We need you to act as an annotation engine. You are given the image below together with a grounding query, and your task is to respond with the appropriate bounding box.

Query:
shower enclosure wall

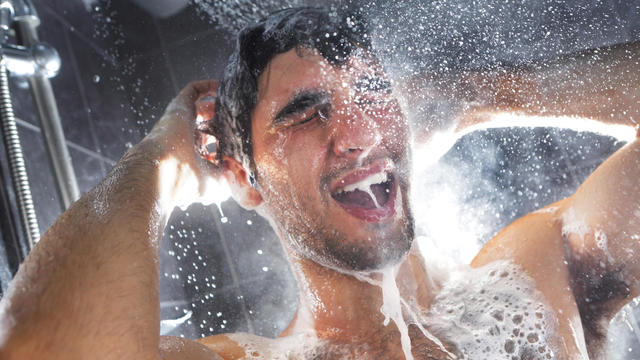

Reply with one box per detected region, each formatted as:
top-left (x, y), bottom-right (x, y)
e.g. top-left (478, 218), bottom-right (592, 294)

top-left (0, 0), bottom-right (82, 272)
top-left (0, 0), bottom-right (639, 358)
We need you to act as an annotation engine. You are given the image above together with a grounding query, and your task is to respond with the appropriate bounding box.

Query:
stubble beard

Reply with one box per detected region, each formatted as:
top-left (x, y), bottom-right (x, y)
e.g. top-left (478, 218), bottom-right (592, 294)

top-left (263, 175), bottom-right (415, 272)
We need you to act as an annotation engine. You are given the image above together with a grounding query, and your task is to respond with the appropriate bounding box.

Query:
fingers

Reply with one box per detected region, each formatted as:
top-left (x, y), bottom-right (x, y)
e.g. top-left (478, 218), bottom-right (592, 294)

top-left (195, 129), bottom-right (220, 166)
top-left (161, 79), bottom-right (222, 171)
top-left (193, 84), bottom-right (218, 166)
top-left (196, 93), bottom-right (216, 121)
top-left (167, 79), bottom-right (219, 117)
top-left (179, 79), bottom-right (218, 104)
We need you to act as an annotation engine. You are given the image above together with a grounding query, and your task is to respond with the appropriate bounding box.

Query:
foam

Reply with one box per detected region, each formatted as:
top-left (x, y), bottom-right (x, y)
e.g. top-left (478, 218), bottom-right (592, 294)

top-left (224, 260), bottom-right (560, 359)
top-left (568, 315), bottom-right (589, 359)
top-left (426, 261), bottom-right (558, 359)
top-left (226, 332), bottom-right (359, 359)
top-left (561, 207), bottom-right (591, 240)
top-left (534, 206), bottom-right (559, 215)
top-left (594, 229), bottom-right (614, 264)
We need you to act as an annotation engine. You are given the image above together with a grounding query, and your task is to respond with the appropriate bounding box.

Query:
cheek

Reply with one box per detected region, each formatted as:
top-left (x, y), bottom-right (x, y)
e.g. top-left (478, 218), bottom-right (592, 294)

top-left (256, 130), bottom-right (328, 196)
top-left (285, 131), bottom-right (328, 191)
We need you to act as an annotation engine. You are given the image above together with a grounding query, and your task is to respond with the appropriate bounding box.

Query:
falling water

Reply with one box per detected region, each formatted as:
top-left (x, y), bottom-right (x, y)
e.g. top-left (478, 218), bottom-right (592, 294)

top-left (191, 0), bottom-right (308, 32)
top-left (79, 0), bottom-right (640, 358)
top-left (379, 266), bottom-right (414, 360)
top-left (352, 266), bottom-right (457, 360)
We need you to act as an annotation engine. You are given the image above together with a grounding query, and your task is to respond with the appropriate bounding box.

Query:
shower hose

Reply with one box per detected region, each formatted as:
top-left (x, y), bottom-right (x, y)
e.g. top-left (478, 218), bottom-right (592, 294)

top-left (0, 60), bottom-right (40, 249)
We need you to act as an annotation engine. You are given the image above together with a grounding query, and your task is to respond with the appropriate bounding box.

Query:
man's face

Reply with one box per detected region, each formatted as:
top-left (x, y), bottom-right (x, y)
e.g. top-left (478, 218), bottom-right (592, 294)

top-left (250, 48), bottom-right (413, 271)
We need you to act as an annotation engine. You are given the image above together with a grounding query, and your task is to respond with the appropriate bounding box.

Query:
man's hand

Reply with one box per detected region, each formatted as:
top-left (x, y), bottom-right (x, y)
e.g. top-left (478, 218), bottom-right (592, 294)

top-left (139, 80), bottom-right (226, 210)
top-left (146, 79), bottom-right (218, 163)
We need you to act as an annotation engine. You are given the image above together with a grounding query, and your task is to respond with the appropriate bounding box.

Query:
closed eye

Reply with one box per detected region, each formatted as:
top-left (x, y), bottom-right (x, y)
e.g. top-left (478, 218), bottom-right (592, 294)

top-left (273, 90), bottom-right (329, 125)
top-left (291, 103), bottom-right (331, 127)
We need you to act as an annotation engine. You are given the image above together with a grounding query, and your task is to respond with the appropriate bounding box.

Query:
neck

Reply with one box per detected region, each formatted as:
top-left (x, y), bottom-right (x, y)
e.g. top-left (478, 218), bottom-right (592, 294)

top-left (280, 245), bottom-right (436, 343)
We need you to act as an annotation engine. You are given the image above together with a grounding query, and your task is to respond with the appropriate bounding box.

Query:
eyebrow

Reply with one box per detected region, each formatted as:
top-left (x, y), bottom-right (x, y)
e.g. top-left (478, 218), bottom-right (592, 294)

top-left (273, 90), bottom-right (329, 124)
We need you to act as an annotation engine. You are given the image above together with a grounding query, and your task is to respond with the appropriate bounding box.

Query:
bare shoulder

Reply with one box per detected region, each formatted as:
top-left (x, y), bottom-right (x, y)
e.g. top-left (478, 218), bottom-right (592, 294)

top-left (472, 200), bottom-right (567, 270)
top-left (471, 200), bottom-right (575, 303)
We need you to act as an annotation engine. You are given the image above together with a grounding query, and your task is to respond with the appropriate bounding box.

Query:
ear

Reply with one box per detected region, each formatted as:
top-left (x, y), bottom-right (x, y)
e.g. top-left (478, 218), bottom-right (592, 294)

top-left (222, 156), bottom-right (263, 209)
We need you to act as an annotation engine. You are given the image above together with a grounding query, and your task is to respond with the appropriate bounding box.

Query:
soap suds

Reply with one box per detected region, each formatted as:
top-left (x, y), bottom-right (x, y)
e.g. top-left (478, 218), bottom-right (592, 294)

top-left (426, 261), bottom-right (558, 360)
top-left (561, 207), bottom-right (591, 240)
top-left (594, 229), bottom-right (614, 264)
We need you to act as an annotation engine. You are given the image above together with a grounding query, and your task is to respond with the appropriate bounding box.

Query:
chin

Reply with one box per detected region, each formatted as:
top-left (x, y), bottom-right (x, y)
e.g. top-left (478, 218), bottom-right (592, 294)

top-left (314, 214), bottom-right (415, 272)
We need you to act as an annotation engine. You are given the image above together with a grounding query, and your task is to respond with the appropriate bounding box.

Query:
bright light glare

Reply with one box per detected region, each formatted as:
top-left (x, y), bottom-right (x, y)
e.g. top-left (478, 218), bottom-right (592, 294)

top-left (157, 156), bottom-right (232, 213)
top-left (414, 184), bottom-right (486, 264)
top-left (463, 112), bottom-right (636, 142)
top-left (200, 177), bottom-right (232, 210)
top-left (414, 112), bottom-right (636, 174)
top-left (413, 112), bottom-right (636, 264)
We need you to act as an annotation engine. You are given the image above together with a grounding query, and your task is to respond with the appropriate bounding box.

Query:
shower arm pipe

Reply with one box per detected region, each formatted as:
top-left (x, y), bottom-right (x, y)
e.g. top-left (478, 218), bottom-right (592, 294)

top-left (14, 15), bottom-right (80, 209)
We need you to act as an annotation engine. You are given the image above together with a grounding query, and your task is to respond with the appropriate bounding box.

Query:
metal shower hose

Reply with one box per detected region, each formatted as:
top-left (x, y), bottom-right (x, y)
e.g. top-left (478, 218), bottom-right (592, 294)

top-left (0, 60), bottom-right (40, 248)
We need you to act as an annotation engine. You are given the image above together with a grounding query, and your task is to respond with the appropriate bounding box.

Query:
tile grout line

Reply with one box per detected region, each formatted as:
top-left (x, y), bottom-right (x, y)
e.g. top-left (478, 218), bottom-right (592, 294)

top-left (37, 4), bottom-right (118, 65)
top-left (14, 118), bottom-right (117, 165)
top-left (164, 28), bottom-right (228, 50)
top-left (211, 205), bottom-right (255, 333)
top-left (159, 273), bottom-right (264, 310)
top-left (153, 18), bottom-right (180, 94)
top-left (60, 23), bottom-right (111, 173)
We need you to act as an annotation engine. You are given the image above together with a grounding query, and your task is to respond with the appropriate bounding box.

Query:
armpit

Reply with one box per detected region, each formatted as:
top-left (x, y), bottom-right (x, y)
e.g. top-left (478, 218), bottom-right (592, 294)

top-left (564, 234), bottom-right (630, 344)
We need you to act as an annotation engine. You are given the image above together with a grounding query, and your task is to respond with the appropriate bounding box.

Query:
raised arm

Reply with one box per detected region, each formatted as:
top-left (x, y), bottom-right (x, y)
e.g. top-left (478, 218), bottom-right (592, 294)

top-left (467, 128), bottom-right (640, 359)
top-left (0, 80), bottom-right (222, 360)
top-left (454, 41), bottom-right (640, 131)
top-left (403, 41), bottom-right (640, 143)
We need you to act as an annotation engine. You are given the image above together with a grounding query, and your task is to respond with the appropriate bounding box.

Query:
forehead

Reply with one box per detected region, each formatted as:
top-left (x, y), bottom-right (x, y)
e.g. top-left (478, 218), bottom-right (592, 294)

top-left (252, 48), bottom-right (384, 121)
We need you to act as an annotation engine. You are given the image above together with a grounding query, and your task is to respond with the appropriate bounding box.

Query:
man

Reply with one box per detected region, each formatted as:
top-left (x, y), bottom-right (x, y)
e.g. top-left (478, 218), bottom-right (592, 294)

top-left (0, 6), bottom-right (638, 360)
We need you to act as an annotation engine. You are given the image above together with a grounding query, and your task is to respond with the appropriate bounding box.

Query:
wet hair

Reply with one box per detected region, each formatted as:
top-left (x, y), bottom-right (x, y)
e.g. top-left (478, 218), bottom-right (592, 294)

top-left (209, 7), bottom-right (371, 183)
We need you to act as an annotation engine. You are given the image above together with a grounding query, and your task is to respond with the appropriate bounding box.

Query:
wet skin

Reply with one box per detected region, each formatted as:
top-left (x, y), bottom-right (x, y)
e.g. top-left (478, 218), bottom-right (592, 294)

top-left (3, 44), bottom-right (640, 360)
top-left (198, 49), bottom-right (640, 359)
top-left (199, 50), bottom-right (585, 358)
top-left (249, 48), bottom-right (413, 271)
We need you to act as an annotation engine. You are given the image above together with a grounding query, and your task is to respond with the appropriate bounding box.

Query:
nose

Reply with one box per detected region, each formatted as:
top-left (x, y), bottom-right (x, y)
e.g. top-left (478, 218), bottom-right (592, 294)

top-left (330, 101), bottom-right (380, 158)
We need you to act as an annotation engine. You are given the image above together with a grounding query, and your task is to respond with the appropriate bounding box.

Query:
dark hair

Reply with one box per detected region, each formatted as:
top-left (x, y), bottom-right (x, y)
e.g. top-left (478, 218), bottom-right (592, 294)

top-left (209, 7), bottom-right (371, 183)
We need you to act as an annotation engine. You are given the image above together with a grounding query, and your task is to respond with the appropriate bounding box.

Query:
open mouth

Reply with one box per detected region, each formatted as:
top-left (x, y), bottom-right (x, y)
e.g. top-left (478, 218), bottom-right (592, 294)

top-left (330, 166), bottom-right (397, 222)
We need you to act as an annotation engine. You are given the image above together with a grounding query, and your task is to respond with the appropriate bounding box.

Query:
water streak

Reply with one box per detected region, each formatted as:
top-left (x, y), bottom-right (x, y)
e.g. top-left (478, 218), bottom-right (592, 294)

top-left (379, 265), bottom-right (414, 360)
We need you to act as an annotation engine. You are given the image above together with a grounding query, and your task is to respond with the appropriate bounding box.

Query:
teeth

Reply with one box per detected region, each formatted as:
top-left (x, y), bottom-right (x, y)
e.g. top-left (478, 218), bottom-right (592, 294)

top-left (336, 171), bottom-right (388, 194)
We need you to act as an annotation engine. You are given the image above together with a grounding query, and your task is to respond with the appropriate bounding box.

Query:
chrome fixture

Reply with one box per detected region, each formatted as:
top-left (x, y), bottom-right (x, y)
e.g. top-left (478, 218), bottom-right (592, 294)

top-left (0, 0), bottom-right (79, 250)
